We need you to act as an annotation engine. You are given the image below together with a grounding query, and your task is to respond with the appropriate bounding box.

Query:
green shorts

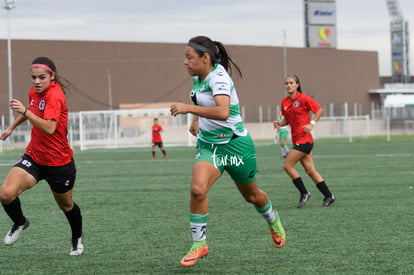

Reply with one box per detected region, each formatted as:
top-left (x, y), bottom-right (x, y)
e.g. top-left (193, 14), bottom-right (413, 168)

top-left (194, 134), bottom-right (257, 184)
top-left (279, 129), bottom-right (288, 140)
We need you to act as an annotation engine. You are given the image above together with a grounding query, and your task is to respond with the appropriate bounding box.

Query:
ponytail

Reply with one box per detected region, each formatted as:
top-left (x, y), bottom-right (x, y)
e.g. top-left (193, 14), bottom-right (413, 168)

top-left (188, 36), bottom-right (242, 78)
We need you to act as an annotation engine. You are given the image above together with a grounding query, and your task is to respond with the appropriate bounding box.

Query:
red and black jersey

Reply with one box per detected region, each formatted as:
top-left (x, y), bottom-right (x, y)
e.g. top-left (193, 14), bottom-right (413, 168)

top-left (281, 92), bottom-right (322, 145)
top-left (152, 124), bottom-right (163, 143)
top-left (25, 82), bottom-right (73, 166)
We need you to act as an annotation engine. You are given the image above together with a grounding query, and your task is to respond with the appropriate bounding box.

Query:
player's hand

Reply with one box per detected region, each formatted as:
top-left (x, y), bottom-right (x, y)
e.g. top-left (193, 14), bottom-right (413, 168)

top-left (0, 128), bottom-right (13, 141)
top-left (189, 120), bottom-right (199, 137)
top-left (303, 124), bottom-right (314, 133)
top-left (9, 99), bottom-right (26, 115)
top-left (170, 103), bottom-right (189, 116)
top-left (273, 121), bottom-right (280, 129)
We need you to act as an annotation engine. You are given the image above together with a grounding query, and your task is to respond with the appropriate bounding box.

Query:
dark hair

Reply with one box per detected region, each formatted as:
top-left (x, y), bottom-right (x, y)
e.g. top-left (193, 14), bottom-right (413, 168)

top-left (31, 56), bottom-right (71, 95)
top-left (188, 36), bottom-right (242, 78)
top-left (287, 74), bottom-right (302, 93)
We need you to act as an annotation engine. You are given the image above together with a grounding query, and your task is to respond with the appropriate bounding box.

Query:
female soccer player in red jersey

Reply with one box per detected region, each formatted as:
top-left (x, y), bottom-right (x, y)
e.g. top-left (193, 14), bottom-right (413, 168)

top-left (151, 118), bottom-right (167, 159)
top-left (0, 57), bottom-right (84, 255)
top-left (274, 74), bottom-right (336, 208)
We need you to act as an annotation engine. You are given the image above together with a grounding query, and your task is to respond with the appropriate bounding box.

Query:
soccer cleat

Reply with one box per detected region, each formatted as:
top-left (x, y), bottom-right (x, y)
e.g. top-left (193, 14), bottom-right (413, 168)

top-left (163, 154), bottom-right (167, 159)
top-left (69, 233), bottom-right (84, 256)
top-left (151, 156), bottom-right (155, 160)
top-left (269, 212), bottom-right (286, 248)
top-left (4, 218), bottom-right (30, 246)
top-left (297, 192), bottom-right (312, 208)
top-left (322, 194), bottom-right (336, 207)
top-left (180, 241), bottom-right (208, 267)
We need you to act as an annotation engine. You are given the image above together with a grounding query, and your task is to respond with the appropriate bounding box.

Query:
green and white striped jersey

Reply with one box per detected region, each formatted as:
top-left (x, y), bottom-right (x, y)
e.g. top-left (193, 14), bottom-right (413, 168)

top-left (190, 64), bottom-right (247, 144)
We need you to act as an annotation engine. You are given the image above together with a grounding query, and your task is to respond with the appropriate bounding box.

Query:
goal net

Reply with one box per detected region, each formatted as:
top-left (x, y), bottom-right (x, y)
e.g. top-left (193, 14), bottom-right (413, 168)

top-left (73, 109), bottom-right (195, 151)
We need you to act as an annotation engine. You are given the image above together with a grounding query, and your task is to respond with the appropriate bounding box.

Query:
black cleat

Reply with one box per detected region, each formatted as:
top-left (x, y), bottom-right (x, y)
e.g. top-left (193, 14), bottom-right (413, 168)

top-left (322, 194), bottom-right (336, 207)
top-left (297, 192), bottom-right (312, 208)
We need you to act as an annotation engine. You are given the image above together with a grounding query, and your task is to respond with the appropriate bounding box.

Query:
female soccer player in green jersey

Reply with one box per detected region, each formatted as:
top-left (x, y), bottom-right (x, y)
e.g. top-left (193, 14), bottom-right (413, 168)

top-left (170, 36), bottom-right (285, 267)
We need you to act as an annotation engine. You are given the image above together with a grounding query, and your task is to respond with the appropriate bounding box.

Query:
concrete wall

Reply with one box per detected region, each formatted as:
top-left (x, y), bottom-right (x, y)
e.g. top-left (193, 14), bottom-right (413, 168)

top-left (0, 39), bottom-right (381, 123)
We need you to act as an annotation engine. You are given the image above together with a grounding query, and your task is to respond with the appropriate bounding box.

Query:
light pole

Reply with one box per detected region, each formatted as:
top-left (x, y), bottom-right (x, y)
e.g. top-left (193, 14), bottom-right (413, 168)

top-left (106, 69), bottom-right (113, 110)
top-left (4, 0), bottom-right (15, 126)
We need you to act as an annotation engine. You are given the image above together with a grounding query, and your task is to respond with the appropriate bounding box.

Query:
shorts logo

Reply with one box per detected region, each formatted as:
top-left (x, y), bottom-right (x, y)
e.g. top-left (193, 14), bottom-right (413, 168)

top-left (39, 99), bottom-right (46, 110)
top-left (248, 170), bottom-right (255, 179)
top-left (293, 100), bottom-right (300, 108)
top-left (212, 147), bottom-right (244, 169)
top-left (195, 151), bottom-right (202, 160)
top-left (64, 180), bottom-right (70, 186)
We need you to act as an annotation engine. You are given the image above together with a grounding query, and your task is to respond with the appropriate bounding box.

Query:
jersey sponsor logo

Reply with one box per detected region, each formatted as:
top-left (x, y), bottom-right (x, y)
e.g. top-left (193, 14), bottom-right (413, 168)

top-left (39, 99), bottom-right (46, 110)
top-left (212, 147), bottom-right (244, 169)
top-left (293, 100), bottom-right (300, 108)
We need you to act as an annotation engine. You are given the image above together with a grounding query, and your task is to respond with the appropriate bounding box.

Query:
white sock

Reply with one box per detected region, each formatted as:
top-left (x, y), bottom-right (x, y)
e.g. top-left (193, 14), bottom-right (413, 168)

top-left (190, 222), bottom-right (207, 242)
top-left (261, 206), bottom-right (276, 224)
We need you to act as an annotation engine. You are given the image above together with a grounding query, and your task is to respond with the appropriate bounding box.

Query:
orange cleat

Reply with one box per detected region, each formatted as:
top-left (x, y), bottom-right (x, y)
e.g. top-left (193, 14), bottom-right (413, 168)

top-left (269, 212), bottom-right (286, 248)
top-left (180, 241), bottom-right (208, 267)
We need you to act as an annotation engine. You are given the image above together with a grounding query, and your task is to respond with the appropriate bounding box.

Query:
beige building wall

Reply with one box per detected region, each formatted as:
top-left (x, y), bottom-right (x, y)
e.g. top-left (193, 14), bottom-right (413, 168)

top-left (0, 39), bottom-right (380, 123)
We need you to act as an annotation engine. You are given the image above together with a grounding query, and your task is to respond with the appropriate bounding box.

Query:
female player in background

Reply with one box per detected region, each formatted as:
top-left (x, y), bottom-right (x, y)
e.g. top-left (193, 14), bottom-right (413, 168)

top-left (0, 57), bottom-right (84, 255)
top-left (274, 74), bottom-right (335, 208)
top-left (151, 118), bottom-right (167, 159)
top-left (276, 111), bottom-right (290, 158)
top-left (170, 36), bottom-right (285, 267)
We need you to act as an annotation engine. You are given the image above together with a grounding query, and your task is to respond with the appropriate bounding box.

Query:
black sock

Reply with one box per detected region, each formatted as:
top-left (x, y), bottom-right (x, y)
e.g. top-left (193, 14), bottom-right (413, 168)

top-left (292, 177), bottom-right (308, 194)
top-left (64, 203), bottom-right (83, 239)
top-left (2, 197), bottom-right (26, 226)
top-left (162, 150), bottom-right (166, 155)
top-left (152, 151), bottom-right (155, 157)
top-left (316, 181), bottom-right (332, 198)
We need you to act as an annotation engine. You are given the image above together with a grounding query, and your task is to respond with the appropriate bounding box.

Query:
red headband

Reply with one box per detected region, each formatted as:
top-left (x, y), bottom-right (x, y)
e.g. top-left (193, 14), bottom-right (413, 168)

top-left (31, 64), bottom-right (54, 73)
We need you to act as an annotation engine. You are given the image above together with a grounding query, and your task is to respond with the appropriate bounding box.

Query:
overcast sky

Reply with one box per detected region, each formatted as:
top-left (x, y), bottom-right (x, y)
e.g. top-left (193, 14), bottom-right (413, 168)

top-left (0, 0), bottom-right (413, 76)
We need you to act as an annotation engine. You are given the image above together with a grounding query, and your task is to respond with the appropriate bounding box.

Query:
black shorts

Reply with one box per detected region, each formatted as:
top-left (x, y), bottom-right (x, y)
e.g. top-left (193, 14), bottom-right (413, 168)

top-left (152, 142), bottom-right (163, 148)
top-left (292, 142), bottom-right (314, 154)
top-left (14, 154), bottom-right (76, 194)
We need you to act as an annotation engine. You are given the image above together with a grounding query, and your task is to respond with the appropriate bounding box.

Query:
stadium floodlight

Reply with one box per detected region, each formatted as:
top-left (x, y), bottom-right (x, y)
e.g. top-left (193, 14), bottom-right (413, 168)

top-left (4, 0), bottom-right (15, 125)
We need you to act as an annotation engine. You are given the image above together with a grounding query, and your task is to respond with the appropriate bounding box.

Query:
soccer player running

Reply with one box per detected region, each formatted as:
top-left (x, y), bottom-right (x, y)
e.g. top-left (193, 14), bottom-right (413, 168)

top-left (276, 111), bottom-right (290, 158)
top-left (170, 36), bottom-right (285, 267)
top-left (0, 57), bottom-right (84, 255)
top-left (151, 118), bottom-right (167, 159)
top-left (274, 74), bottom-right (335, 208)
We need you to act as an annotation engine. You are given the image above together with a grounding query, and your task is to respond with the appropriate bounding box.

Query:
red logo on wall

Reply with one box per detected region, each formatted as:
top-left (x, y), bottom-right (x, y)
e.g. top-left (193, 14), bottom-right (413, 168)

top-left (318, 27), bottom-right (331, 47)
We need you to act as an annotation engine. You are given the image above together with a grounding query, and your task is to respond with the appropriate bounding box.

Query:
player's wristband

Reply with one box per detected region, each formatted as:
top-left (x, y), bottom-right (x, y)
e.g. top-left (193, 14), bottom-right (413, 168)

top-left (23, 107), bottom-right (28, 116)
top-left (310, 120), bottom-right (316, 126)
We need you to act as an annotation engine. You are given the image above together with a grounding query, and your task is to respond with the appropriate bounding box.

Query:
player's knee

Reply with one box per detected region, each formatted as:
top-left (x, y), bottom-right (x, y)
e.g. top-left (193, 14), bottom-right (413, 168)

top-left (242, 193), bottom-right (257, 204)
top-left (58, 202), bottom-right (74, 212)
top-left (304, 168), bottom-right (316, 176)
top-left (190, 186), bottom-right (207, 201)
top-left (0, 188), bottom-right (15, 204)
top-left (283, 163), bottom-right (291, 172)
